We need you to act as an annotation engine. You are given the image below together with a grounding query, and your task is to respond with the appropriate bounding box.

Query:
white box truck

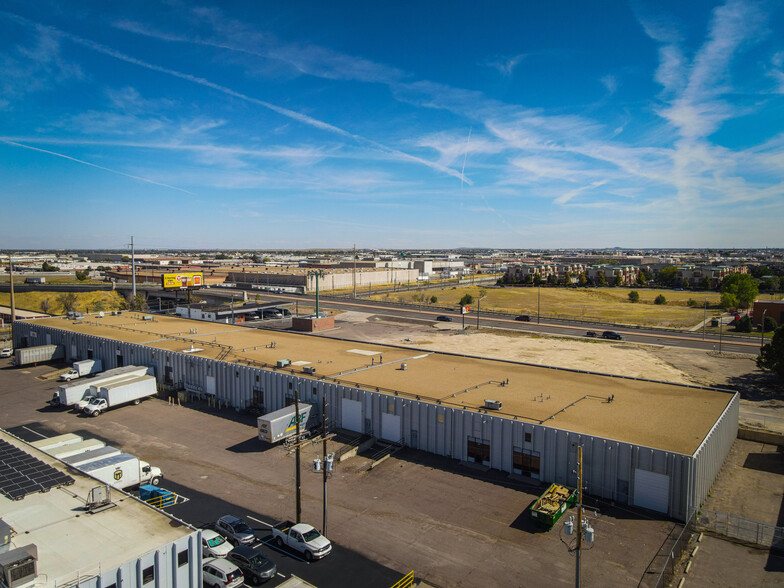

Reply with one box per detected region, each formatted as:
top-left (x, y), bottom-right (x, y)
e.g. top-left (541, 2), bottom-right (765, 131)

top-left (79, 453), bottom-right (163, 490)
top-left (51, 365), bottom-right (154, 409)
top-left (59, 359), bottom-right (103, 381)
top-left (257, 404), bottom-right (313, 443)
top-left (29, 433), bottom-right (82, 452)
top-left (61, 445), bottom-right (121, 468)
top-left (82, 375), bottom-right (158, 416)
top-left (45, 438), bottom-right (105, 460)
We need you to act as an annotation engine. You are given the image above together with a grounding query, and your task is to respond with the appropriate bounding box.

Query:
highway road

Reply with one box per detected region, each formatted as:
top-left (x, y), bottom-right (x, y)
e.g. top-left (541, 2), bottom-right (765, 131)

top-left (205, 288), bottom-right (761, 355)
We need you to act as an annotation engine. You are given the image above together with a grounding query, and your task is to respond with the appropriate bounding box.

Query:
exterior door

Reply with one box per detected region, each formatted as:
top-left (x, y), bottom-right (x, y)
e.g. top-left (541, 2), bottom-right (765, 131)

top-left (380, 413), bottom-right (401, 442)
top-left (632, 469), bottom-right (670, 513)
top-left (341, 399), bottom-right (362, 432)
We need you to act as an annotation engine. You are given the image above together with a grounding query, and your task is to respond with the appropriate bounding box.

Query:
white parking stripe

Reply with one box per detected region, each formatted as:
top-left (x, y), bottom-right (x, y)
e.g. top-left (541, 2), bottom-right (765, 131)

top-left (247, 516), bottom-right (272, 528)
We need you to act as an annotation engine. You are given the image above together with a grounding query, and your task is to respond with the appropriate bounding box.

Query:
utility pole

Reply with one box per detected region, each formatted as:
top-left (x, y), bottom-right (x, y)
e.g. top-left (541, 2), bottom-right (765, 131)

top-left (576, 445), bottom-right (583, 588)
top-left (702, 299), bottom-right (708, 340)
top-left (537, 283), bottom-right (541, 324)
top-left (322, 394), bottom-right (328, 535)
top-left (719, 315), bottom-right (723, 354)
top-left (761, 309), bottom-right (768, 350)
top-left (476, 295), bottom-right (486, 330)
top-left (8, 255), bottom-right (16, 344)
top-left (130, 236), bottom-right (136, 301)
top-left (353, 244), bottom-right (357, 300)
top-left (295, 387), bottom-right (301, 523)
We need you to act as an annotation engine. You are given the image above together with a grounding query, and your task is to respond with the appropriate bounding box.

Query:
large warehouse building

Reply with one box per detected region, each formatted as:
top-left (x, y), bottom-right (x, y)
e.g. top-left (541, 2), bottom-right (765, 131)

top-left (13, 314), bottom-right (737, 522)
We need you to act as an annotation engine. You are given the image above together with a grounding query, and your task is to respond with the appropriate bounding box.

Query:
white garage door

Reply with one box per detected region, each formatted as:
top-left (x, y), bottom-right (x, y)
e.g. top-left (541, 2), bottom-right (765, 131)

top-left (205, 375), bottom-right (216, 396)
top-left (381, 413), bottom-right (401, 442)
top-left (633, 469), bottom-right (670, 513)
top-left (342, 399), bottom-right (363, 433)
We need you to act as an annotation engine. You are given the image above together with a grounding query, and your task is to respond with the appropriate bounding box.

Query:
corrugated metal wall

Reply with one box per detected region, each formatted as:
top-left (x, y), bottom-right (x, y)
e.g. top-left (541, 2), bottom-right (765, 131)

top-left (15, 320), bottom-right (737, 522)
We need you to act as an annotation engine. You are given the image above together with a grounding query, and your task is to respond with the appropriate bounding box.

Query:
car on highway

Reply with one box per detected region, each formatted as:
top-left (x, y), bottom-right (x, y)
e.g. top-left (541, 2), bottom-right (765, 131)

top-left (585, 331), bottom-right (597, 337)
top-left (435, 316), bottom-right (453, 322)
top-left (601, 331), bottom-right (623, 340)
top-left (202, 557), bottom-right (244, 588)
top-left (202, 529), bottom-right (233, 558)
top-left (226, 545), bottom-right (277, 584)
top-left (514, 315), bottom-right (531, 322)
top-left (216, 515), bottom-right (256, 546)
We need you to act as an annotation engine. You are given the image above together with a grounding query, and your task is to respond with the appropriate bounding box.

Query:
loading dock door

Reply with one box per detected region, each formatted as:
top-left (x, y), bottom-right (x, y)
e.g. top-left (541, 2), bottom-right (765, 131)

top-left (632, 469), bottom-right (670, 513)
top-left (205, 375), bottom-right (216, 396)
top-left (342, 399), bottom-right (362, 433)
top-left (380, 413), bottom-right (401, 442)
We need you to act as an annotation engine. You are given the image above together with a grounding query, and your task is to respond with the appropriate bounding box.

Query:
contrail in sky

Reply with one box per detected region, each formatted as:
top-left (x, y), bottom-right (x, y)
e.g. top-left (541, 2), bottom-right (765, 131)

top-left (460, 126), bottom-right (472, 190)
top-left (0, 11), bottom-right (470, 185)
top-left (0, 138), bottom-right (193, 194)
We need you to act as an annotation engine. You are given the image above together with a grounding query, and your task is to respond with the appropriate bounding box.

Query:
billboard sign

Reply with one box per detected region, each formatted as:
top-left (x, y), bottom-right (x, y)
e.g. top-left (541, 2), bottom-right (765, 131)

top-left (461, 306), bottom-right (470, 314)
top-left (162, 272), bottom-right (203, 289)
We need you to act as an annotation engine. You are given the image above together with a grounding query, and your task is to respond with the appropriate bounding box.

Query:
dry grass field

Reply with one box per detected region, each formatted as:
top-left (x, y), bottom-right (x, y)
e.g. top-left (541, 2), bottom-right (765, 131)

top-left (373, 285), bottom-right (724, 327)
top-left (0, 291), bottom-right (126, 315)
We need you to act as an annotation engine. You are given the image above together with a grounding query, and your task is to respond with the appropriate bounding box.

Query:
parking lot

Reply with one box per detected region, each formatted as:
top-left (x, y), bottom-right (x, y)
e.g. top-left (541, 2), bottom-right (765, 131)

top-left (1, 358), bottom-right (683, 587)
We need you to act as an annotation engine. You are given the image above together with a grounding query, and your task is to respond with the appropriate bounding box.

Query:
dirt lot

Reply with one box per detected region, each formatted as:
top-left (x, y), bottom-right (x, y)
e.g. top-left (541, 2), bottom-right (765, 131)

top-left (327, 312), bottom-right (784, 434)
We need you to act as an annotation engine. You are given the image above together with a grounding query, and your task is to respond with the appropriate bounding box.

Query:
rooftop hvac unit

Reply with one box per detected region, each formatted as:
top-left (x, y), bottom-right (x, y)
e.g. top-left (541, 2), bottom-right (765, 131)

top-left (142, 315), bottom-right (154, 321)
top-left (484, 399), bottom-right (503, 410)
top-left (277, 359), bottom-right (292, 368)
top-left (0, 544), bottom-right (38, 588)
top-left (303, 366), bottom-right (317, 374)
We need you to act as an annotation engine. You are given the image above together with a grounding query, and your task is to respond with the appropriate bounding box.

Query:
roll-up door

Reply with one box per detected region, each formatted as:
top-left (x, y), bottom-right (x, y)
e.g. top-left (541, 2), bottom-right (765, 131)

top-left (205, 375), bottom-right (216, 396)
top-left (381, 412), bottom-right (401, 442)
top-left (632, 469), bottom-right (670, 513)
top-left (342, 398), bottom-right (362, 432)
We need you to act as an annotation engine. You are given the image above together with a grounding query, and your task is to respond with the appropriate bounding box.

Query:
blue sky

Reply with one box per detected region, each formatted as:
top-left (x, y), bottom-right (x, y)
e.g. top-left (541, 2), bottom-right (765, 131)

top-left (1, 1), bottom-right (783, 249)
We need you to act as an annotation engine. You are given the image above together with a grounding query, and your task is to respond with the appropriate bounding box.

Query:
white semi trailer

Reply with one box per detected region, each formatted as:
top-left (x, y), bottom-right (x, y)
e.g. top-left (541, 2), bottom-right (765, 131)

top-left (51, 365), bottom-right (154, 409)
top-left (257, 404), bottom-right (313, 443)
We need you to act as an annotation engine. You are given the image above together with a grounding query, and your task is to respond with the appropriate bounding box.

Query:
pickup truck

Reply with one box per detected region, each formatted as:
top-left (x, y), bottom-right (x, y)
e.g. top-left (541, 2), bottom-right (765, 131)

top-left (271, 521), bottom-right (332, 561)
top-left (60, 359), bottom-right (103, 381)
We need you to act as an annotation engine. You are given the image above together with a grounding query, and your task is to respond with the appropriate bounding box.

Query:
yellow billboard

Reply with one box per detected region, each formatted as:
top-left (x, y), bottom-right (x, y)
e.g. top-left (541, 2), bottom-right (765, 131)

top-left (162, 272), bottom-right (203, 289)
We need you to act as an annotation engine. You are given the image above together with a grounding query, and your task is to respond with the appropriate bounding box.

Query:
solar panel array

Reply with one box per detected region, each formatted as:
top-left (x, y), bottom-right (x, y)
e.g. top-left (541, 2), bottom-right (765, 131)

top-left (0, 439), bottom-right (74, 501)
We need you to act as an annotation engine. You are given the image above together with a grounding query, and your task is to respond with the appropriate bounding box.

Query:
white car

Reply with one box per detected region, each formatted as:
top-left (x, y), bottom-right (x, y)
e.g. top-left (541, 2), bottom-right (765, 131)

top-left (202, 529), bottom-right (232, 558)
top-left (202, 558), bottom-right (244, 588)
top-left (0, 348), bottom-right (12, 358)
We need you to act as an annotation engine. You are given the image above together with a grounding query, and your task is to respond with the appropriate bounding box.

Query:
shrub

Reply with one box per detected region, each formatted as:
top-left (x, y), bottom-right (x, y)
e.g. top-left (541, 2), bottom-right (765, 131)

top-left (735, 315), bottom-right (753, 333)
top-left (628, 291), bottom-right (640, 303)
top-left (654, 294), bottom-right (667, 305)
top-left (763, 316), bottom-right (778, 332)
top-left (687, 298), bottom-right (698, 307)
top-left (430, 296), bottom-right (438, 304)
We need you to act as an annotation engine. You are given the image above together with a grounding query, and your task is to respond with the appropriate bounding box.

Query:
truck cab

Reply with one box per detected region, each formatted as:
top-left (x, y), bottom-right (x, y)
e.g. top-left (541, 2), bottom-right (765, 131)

top-left (59, 369), bottom-right (80, 382)
top-left (75, 395), bottom-right (97, 412)
top-left (83, 397), bottom-right (109, 416)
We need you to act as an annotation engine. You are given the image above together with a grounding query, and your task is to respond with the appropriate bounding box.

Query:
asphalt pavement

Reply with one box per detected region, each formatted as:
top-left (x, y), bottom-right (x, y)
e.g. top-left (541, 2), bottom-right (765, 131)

top-left (5, 421), bottom-right (404, 588)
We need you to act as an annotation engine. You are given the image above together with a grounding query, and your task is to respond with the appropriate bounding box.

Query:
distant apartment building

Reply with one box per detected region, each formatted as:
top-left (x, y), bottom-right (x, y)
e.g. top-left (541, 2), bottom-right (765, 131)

top-left (586, 265), bottom-right (639, 286)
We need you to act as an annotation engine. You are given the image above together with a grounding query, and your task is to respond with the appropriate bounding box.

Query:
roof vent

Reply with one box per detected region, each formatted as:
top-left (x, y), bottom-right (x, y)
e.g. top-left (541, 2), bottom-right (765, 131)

top-left (0, 544), bottom-right (38, 588)
top-left (303, 366), bottom-right (317, 375)
top-left (85, 485), bottom-right (116, 514)
top-left (277, 359), bottom-right (292, 368)
top-left (484, 400), bottom-right (503, 410)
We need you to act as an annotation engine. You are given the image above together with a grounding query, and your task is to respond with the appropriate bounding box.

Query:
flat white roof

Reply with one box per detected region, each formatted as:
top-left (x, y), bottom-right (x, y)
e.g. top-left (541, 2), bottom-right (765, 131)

top-left (0, 431), bottom-right (194, 588)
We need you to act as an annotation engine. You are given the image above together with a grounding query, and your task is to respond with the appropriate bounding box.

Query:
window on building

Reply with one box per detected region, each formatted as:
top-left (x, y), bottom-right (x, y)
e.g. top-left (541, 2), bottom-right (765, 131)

top-left (512, 448), bottom-right (540, 477)
top-left (524, 431), bottom-right (532, 443)
top-left (177, 550), bottom-right (189, 567)
top-left (467, 436), bottom-right (490, 464)
top-left (142, 566), bottom-right (155, 585)
top-left (288, 382), bottom-right (293, 390)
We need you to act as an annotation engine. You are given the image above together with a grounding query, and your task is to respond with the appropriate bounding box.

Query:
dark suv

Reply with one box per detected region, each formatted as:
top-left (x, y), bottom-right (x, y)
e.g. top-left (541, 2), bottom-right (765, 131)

top-left (226, 546), bottom-right (277, 585)
top-left (601, 331), bottom-right (623, 340)
top-left (514, 315), bottom-right (531, 322)
top-left (216, 515), bottom-right (256, 546)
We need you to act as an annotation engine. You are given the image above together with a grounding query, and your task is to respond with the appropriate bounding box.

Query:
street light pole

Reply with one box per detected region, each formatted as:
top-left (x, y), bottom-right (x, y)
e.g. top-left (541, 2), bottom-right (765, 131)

top-left (761, 309), bottom-right (768, 350)
top-left (295, 386), bottom-right (301, 524)
top-left (537, 283), bottom-right (541, 324)
top-left (476, 296), bottom-right (486, 330)
top-left (322, 394), bottom-right (328, 535)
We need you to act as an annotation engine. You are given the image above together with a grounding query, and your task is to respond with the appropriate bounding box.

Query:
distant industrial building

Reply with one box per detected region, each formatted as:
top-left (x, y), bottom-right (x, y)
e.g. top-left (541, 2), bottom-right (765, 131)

top-left (14, 314), bottom-right (737, 522)
top-left (0, 430), bottom-right (201, 588)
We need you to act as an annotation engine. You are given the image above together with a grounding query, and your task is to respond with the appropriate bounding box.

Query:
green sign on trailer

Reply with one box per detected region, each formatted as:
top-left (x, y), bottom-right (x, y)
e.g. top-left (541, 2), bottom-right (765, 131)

top-left (530, 483), bottom-right (577, 528)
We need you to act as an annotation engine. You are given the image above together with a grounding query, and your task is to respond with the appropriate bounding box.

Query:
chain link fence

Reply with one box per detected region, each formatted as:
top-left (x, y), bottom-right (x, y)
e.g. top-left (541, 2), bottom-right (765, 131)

top-left (697, 510), bottom-right (784, 553)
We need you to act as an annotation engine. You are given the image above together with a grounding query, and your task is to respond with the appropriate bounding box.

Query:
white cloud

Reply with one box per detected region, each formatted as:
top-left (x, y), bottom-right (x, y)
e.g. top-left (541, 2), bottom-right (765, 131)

top-left (485, 54), bottom-right (526, 76)
top-left (600, 74), bottom-right (618, 95)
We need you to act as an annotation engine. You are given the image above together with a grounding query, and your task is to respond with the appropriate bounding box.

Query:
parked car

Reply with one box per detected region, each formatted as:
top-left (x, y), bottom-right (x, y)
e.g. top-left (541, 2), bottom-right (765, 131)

top-left (601, 331), bottom-right (623, 340)
top-left (202, 557), bottom-right (244, 588)
top-left (435, 315), bottom-right (453, 322)
top-left (515, 315), bottom-right (531, 322)
top-left (202, 529), bottom-right (233, 558)
top-left (226, 545), bottom-right (277, 584)
top-left (216, 515), bottom-right (256, 546)
top-left (585, 331), bottom-right (597, 337)
top-left (0, 348), bottom-right (12, 358)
